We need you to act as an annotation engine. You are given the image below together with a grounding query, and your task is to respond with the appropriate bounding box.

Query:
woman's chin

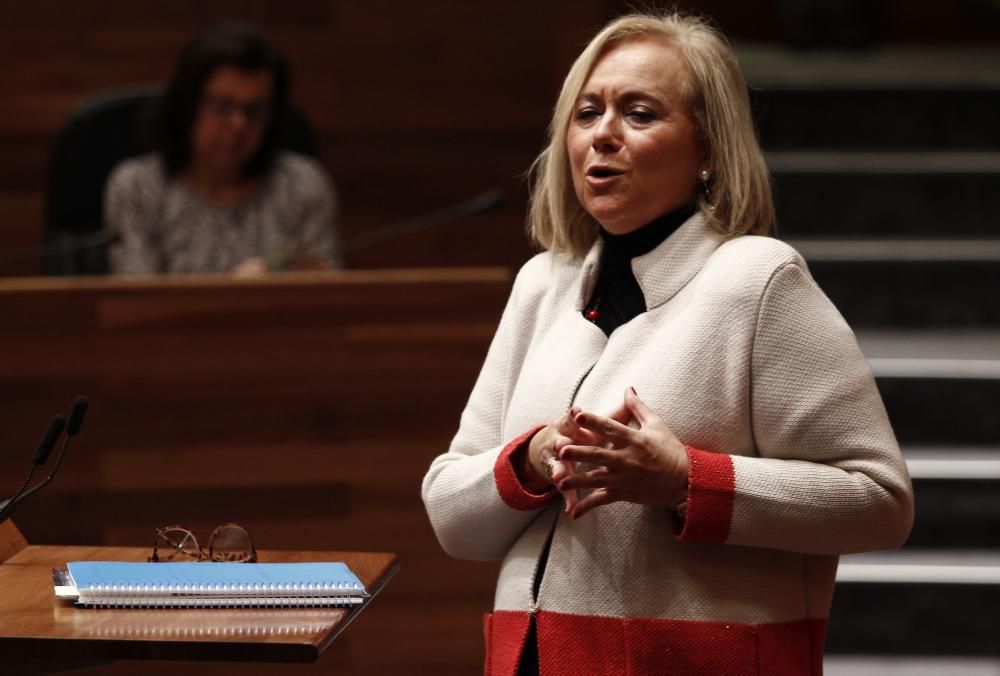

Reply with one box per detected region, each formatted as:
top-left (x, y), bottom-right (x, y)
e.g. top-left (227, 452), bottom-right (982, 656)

top-left (590, 214), bottom-right (645, 235)
top-left (582, 196), bottom-right (646, 234)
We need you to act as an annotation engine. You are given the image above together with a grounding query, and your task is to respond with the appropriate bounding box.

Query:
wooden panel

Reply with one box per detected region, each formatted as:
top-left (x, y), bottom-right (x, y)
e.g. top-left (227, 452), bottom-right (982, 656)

top-left (0, 544), bottom-right (398, 665)
top-left (0, 0), bottom-right (992, 272)
top-left (0, 139), bottom-right (49, 191)
top-left (0, 192), bottom-right (43, 245)
top-left (0, 1), bottom-right (333, 29)
top-left (0, 0), bottom-right (594, 273)
top-left (0, 521), bottom-right (29, 563)
top-left (0, 270), bottom-right (507, 675)
top-left (0, 192), bottom-right (44, 277)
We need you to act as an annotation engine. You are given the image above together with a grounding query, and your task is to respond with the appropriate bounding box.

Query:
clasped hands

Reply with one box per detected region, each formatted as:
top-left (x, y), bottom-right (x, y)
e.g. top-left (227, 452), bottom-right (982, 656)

top-left (517, 387), bottom-right (689, 519)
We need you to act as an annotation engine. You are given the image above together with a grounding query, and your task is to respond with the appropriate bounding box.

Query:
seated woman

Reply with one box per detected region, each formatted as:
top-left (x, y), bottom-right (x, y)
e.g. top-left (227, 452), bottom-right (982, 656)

top-left (422, 11), bottom-right (913, 675)
top-left (106, 22), bottom-right (339, 275)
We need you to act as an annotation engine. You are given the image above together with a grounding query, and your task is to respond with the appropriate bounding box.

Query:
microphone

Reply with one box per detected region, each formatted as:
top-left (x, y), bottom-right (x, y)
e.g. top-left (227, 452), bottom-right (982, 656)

top-left (340, 188), bottom-right (507, 254)
top-left (0, 230), bottom-right (120, 268)
top-left (0, 416), bottom-right (67, 522)
top-left (32, 415), bottom-right (68, 466)
top-left (0, 396), bottom-right (89, 523)
top-left (66, 395), bottom-right (90, 437)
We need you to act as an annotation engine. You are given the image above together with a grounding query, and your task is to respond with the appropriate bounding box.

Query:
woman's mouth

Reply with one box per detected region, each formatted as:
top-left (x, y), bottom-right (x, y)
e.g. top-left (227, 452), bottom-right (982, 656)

top-left (586, 166), bottom-right (625, 187)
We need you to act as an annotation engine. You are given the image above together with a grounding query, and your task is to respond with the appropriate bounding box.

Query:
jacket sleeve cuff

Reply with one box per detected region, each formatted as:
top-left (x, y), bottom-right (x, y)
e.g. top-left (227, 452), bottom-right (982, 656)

top-left (494, 425), bottom-right (555, 511)
top-left (675, 446), bottom-right (735, 543)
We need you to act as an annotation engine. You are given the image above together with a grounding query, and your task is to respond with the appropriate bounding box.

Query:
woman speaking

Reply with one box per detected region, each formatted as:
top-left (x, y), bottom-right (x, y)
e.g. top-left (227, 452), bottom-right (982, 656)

top-left (423, 12), bottom-right (912, 675)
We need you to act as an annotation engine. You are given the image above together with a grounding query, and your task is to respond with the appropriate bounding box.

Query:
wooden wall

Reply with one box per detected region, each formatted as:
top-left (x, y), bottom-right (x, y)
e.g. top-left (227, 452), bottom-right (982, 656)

top-left (0, 0), bottom-right (604, 277)
top-left (8, 0), bottom-right (980, 278)
top-left (2, 0), bottom-right (994, 277)
top-left (0, 270), bottom-right (511, 675)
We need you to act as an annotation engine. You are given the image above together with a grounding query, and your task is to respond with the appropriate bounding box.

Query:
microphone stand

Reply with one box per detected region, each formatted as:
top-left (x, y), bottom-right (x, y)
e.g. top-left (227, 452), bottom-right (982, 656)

top-left (0, 397), bottom-right (88, 524)
top-left (0, 415), bottom-right (68, 523)
top-left (340, 188), bottom-right (506, 254)
top-left (0, 230), bottom-right (121, 268)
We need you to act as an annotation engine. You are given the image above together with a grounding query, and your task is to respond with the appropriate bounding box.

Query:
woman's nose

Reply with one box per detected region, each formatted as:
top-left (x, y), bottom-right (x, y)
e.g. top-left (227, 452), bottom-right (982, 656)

top-left (591, 112), bottom-right (622, 152)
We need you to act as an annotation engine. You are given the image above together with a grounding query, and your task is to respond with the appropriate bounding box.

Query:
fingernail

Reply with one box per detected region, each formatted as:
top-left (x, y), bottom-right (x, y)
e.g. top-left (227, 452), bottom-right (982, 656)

top-left (630, 386), bottom-right (637, 395)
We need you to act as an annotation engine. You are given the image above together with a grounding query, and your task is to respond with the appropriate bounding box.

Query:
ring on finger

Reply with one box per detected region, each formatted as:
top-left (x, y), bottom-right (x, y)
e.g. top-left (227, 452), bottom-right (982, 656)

top-left (543, 455), bottom-right (558, 478)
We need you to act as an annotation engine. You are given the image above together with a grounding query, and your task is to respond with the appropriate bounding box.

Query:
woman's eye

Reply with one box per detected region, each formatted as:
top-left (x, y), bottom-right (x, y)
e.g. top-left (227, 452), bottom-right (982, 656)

top-left (575, 108), bottom-right (600, 121)
top-left (627, 109), bottom-right (655, 122)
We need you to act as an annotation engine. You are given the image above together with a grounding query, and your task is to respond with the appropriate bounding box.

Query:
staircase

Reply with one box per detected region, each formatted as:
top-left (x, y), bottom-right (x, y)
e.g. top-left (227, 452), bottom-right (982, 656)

top-left (743, 45), bottom-right (1000, 673)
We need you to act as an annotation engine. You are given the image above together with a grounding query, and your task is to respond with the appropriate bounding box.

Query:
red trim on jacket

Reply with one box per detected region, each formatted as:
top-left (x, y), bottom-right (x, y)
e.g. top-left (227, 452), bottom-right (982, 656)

top-left (676, 446), bottom-right (735, 543)
top-left (485, 609), bottom-right (827, 675)
top-left (494, 425), bottom-right (555, 511)
top-left (483, 611), bottom-right (531, 676)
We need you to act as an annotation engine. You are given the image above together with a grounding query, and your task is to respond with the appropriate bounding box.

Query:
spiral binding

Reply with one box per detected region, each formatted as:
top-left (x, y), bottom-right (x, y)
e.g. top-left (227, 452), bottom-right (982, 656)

top-left (85, 619), bottom-right (339, 639)
top-left (76, 580), bottom-right (367, 609)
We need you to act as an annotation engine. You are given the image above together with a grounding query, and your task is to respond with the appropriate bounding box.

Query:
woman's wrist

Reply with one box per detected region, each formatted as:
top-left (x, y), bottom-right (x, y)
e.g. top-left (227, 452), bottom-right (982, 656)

top-left (513, 430), bottom-right (551, 493)
top-left (667, 442), bottom-right (691, 508)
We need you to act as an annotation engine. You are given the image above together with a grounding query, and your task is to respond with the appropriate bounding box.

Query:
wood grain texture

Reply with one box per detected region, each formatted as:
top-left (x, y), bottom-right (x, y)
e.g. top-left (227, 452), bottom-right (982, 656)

top-left (0, 1), bottom-right (574, 274)
top-left (0, 520), bottom-right (29, 563)
top-left (0, 544), bottom-right (398, 663)
top-left (0, 270), bottom-right (509, 675)
top-left (1, 1), bottom-right (992, 274)
top-left (0, 0), bottom-right (828, 276)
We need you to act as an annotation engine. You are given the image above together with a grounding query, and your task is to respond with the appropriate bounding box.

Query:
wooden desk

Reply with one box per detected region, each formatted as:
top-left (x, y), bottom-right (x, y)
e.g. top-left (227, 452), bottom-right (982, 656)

top-left (0, 269), bottom-right (511, 675)
top-left (0, 542), bottom-right (398, 665)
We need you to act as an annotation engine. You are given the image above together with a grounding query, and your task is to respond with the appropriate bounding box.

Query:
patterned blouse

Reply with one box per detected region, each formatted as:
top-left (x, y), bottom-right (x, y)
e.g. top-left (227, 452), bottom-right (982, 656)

top-left (105, 151), bottom-right (339, 274)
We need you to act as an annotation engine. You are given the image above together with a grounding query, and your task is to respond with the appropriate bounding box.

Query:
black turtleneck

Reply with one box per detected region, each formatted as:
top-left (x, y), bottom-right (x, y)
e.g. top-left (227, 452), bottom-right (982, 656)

top-left (584, 202), bottom-right (696, 335)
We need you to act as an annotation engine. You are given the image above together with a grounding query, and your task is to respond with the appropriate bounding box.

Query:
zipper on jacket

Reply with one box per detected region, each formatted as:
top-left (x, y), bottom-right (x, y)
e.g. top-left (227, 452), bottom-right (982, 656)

top-left (527, 513), bottom-right (557, 612)
top-left (526, 358), bottom-right (594, 615)
top-left (568, 363), bottom-right (596, 409)
top-left (517, 363), bottom-right (596, 675)
top-left (518, 510), bottom-right (558, 675)
top-left (517, 610), bottom-right (541, 676)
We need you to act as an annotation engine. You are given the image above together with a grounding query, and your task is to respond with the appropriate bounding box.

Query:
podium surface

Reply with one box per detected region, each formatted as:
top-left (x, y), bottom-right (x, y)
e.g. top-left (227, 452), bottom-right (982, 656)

top-left (0, 543), bottom-right (398, 663)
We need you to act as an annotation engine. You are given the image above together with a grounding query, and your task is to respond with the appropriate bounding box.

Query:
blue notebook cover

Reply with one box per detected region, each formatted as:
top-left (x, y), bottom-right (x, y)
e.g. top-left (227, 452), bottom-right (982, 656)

top-left (65, 561), bottom-right (367, 607)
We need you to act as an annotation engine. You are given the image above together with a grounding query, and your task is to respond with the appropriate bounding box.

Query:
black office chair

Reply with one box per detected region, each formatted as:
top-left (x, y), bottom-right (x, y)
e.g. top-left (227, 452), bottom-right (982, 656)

top-left (43, 86), bottom-right (320, 275)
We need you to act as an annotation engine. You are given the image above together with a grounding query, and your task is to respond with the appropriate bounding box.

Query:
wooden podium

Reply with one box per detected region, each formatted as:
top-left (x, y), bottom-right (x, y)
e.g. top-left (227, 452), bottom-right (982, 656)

top-left (0, 269), bottom-right (511, 674)
top-left (0, 521), bottom-right (398, 670)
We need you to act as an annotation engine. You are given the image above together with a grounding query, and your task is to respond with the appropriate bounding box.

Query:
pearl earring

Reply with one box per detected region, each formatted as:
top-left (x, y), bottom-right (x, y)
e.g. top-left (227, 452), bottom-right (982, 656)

top-left (698, 169), bottom-right (714, 210)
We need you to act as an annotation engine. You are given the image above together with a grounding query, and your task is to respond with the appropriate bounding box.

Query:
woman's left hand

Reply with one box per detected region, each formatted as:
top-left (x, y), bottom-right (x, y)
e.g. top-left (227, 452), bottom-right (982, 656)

top-left (558, 387), bottom-right (690, 519)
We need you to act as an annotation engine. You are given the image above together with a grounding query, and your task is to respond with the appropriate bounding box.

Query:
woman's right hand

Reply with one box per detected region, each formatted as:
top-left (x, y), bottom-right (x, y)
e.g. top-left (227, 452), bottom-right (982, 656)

top-left (515, 407), bottom-right (598, 513)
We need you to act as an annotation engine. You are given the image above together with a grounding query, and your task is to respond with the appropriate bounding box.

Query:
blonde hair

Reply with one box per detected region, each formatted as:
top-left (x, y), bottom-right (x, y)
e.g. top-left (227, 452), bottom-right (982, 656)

top-left (527, 12), bottom-right (774, 256)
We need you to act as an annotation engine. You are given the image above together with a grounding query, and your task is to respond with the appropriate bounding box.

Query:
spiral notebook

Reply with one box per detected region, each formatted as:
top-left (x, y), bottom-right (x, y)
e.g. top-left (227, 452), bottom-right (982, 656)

top-left (56, 561), bottom-right (368, 608)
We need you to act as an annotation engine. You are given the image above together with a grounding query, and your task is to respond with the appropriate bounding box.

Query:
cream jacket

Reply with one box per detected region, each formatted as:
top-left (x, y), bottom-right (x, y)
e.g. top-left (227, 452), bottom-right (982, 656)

top-left (422, 212), bottom-right (913, 675)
